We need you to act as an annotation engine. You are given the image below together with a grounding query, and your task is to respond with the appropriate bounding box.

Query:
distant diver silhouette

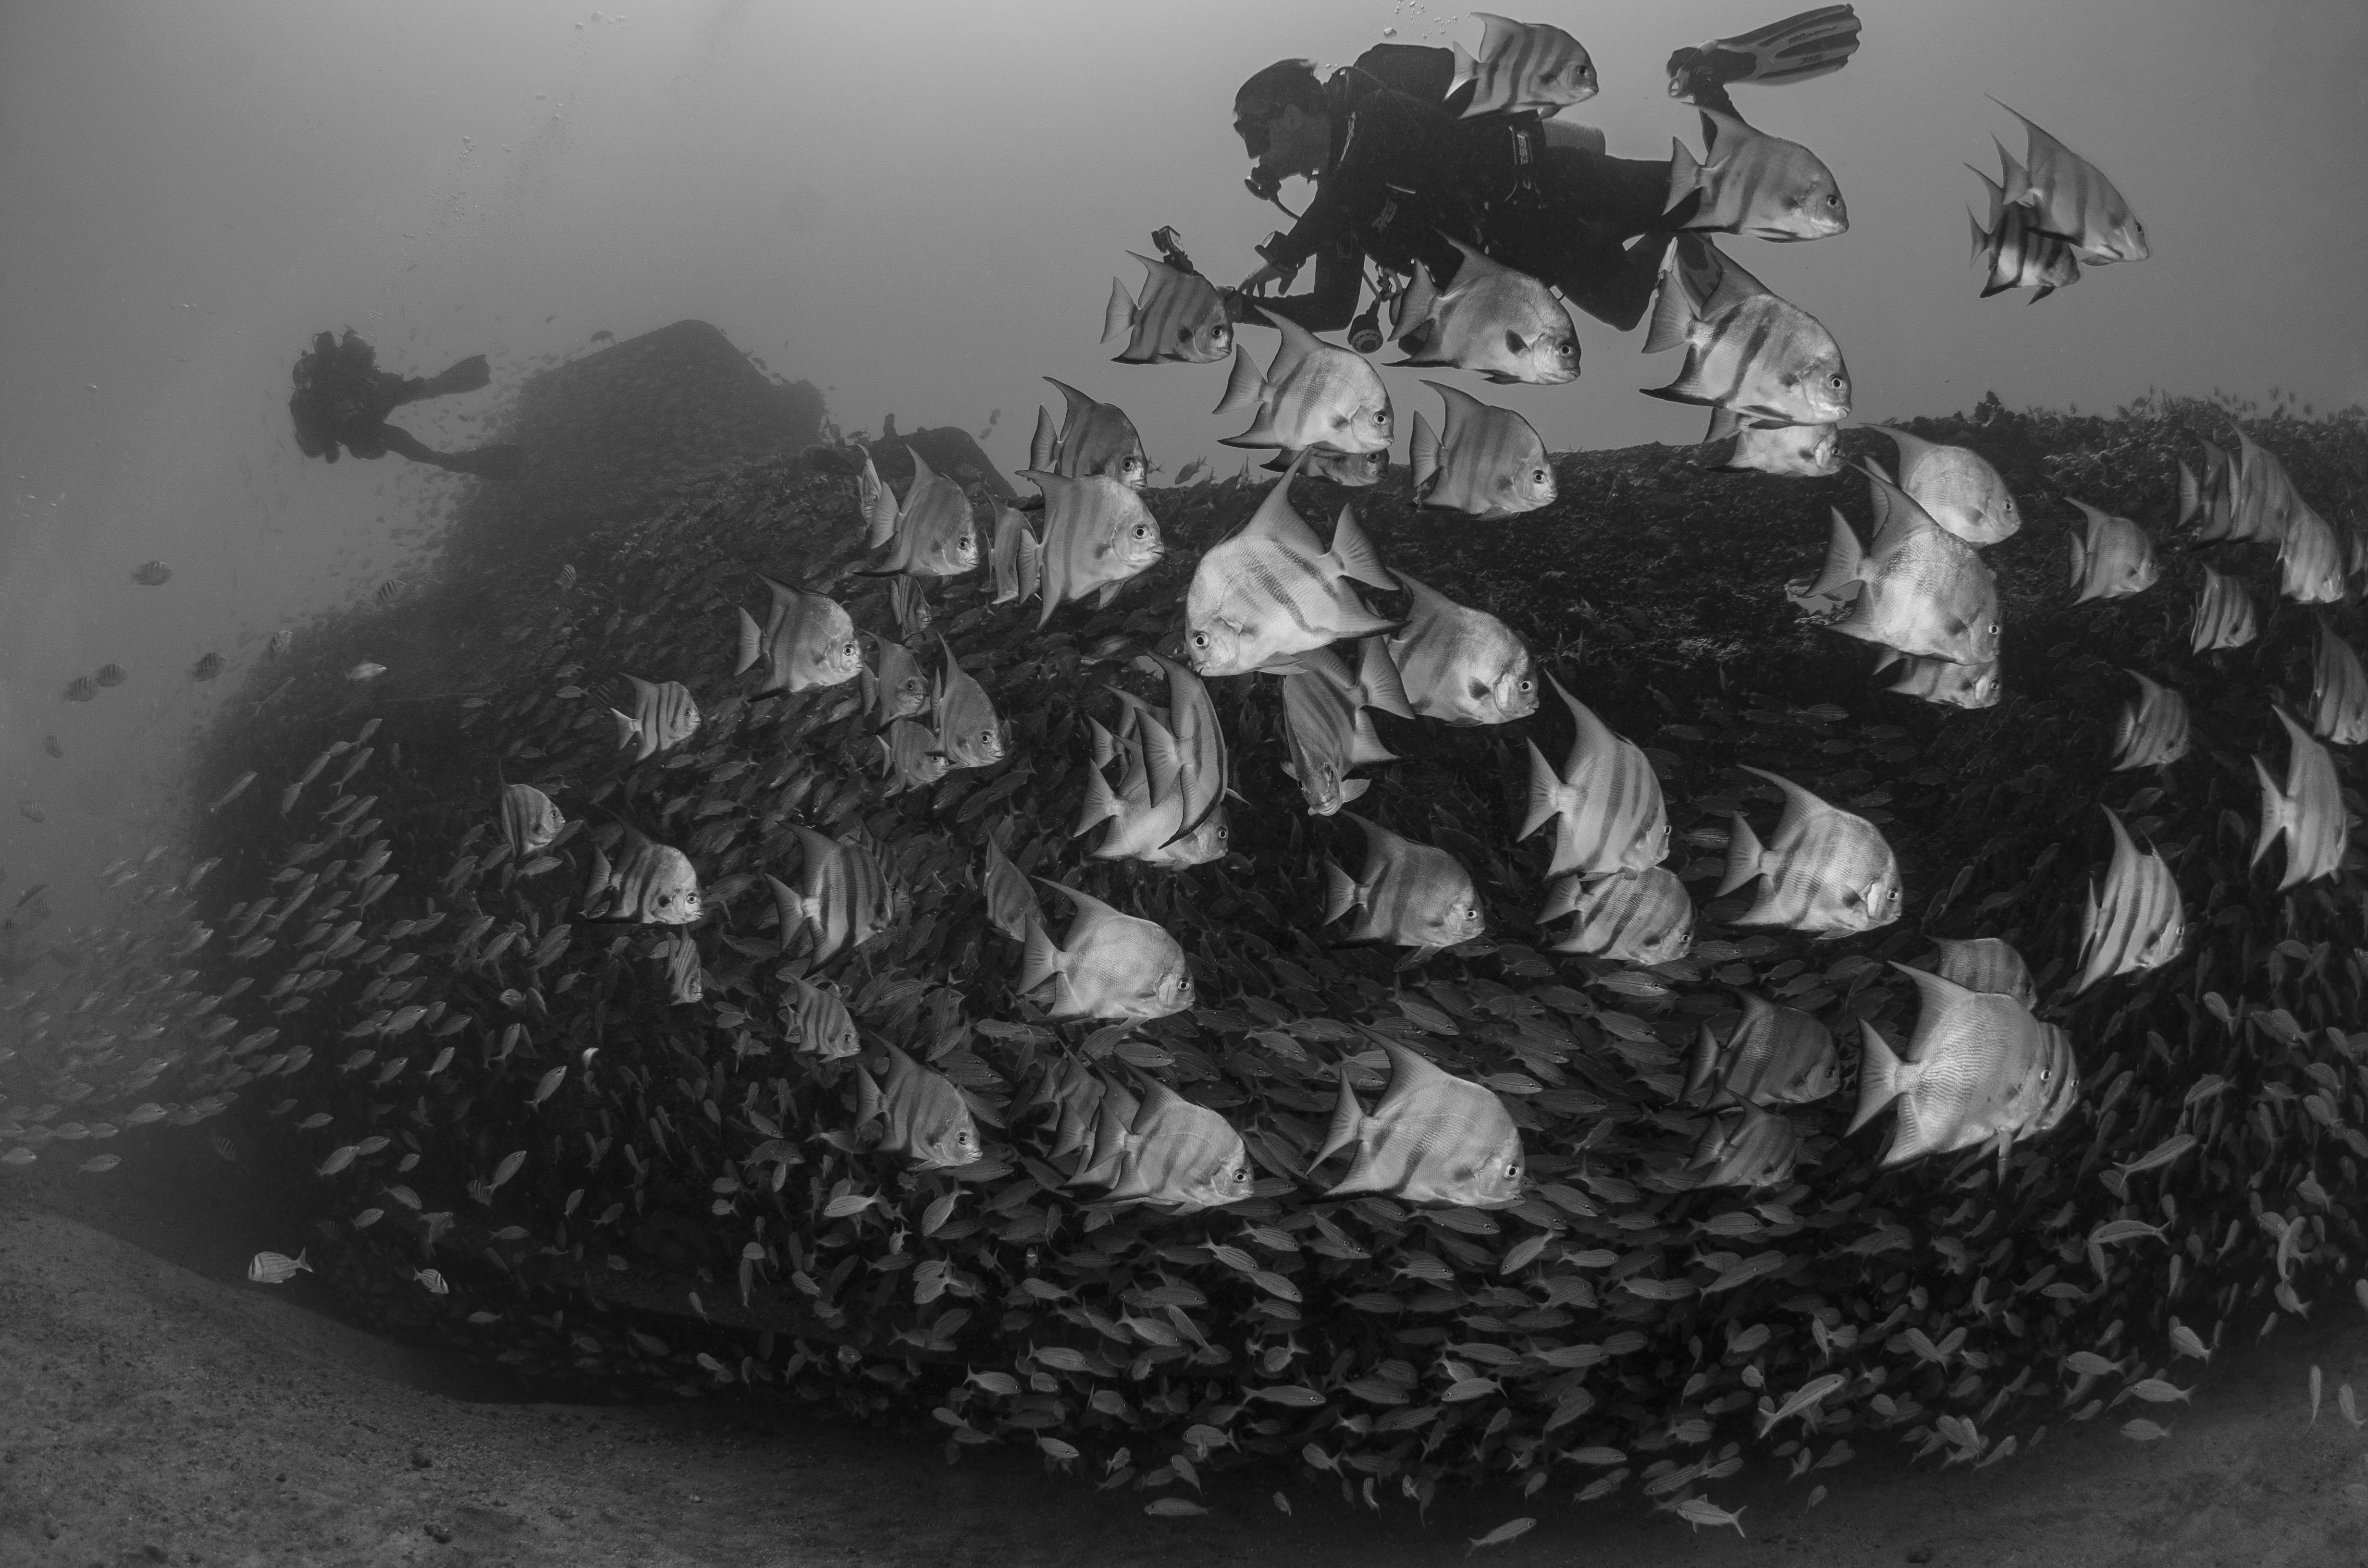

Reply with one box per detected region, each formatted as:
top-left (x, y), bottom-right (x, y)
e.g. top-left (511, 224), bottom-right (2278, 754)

top-left (288, 330), bottom-right (522, 480)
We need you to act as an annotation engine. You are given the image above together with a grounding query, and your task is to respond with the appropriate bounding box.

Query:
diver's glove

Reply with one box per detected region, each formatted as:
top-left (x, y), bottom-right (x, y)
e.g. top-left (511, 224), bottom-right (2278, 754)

top-left (1666, 4), bottom-right (1861, 99)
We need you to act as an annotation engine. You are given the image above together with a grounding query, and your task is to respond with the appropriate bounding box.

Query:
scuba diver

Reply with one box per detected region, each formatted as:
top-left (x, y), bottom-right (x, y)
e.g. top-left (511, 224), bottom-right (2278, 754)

top-left (1232, 6), bottom-right (1860, 335)
top-left (287, 330), bottom-right (523, 480)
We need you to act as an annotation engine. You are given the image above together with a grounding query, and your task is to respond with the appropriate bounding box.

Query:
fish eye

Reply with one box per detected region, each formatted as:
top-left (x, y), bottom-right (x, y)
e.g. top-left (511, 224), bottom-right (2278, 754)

top-left (1828, 374), bottom-right (1845, 389)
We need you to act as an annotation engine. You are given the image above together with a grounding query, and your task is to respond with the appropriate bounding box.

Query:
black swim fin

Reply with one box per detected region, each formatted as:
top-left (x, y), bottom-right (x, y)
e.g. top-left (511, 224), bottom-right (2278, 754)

top-left (416, 354), bottom-right (493, 398)
top-left (442, 443), bottom-right (523, 481)
top-left (1667, 5), bottom-right (1862, 100)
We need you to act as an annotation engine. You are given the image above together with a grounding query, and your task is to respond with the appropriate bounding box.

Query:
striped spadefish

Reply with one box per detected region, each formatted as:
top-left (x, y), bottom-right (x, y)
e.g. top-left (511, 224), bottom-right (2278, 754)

top-left (2254, 708), bottom-right (2348, 891)
top-left (2075, 808), bottom-right (2184, 994)
top-left (1547, 866), bottom-right (1692, 962)
top-left (2189, 567), bottom-right (2259, 654)
top-left (2311, 620), bottom-right (2368, 744)
top-left (2111, 670), bottom-right (2191, 769)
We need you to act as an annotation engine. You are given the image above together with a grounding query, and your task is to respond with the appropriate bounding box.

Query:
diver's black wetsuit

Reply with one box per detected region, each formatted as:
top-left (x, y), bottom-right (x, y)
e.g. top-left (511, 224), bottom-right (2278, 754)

top-left (289, 331), bottom-right (521, 480)
top-left (1254, 45), bottom-right (1677, 333)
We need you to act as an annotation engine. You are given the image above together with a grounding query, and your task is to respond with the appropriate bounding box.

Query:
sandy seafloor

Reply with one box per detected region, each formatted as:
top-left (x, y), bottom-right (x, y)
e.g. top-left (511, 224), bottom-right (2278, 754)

top-left (6, 1133), bottom-right (2367, 1568)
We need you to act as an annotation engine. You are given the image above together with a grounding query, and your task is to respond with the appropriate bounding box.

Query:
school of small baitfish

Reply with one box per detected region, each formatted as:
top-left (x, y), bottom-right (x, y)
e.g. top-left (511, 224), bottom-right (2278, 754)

top-left (4, 18), bottom-right (2365, 1532)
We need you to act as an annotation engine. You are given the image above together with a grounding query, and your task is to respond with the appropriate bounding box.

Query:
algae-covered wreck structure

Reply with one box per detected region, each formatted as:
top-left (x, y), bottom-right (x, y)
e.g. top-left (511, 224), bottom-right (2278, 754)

top-left (10, 318), bottom-right (2368, 1521)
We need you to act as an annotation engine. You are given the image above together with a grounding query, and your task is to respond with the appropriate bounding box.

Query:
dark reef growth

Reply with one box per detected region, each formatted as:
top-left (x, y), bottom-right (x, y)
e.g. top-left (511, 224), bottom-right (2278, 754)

top-left (14, 333), bottom-right (2368, 1521)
